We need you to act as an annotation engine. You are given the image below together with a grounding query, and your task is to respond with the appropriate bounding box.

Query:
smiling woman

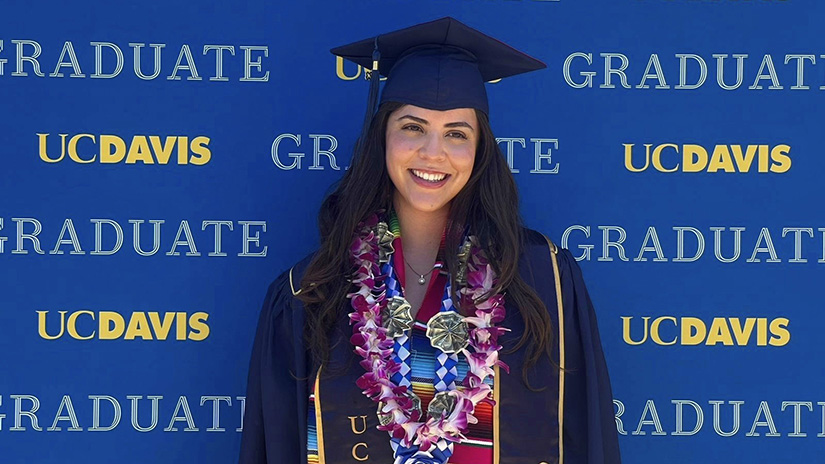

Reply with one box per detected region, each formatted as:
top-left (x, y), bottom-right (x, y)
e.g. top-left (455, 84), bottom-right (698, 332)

top-left (239, 17), bottom-right (622, 464)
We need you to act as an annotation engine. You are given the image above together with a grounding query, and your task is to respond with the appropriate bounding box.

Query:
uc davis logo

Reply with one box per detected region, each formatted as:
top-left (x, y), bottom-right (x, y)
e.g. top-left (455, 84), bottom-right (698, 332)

top-left (37, 311), bottom-right (210, 341)
top-left (38, 134), bottom-right (211, 165)
top-left (622, 316), bottom-right (790, 346)
top-left (623, 144), bottom-right (791, 173)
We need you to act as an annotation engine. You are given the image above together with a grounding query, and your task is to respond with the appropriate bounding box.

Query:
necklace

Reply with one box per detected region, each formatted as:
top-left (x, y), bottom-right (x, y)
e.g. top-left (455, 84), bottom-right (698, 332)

top-left (347, 212), bottom-right (509, 464)
top-left (405, 260), bottom-right (439, 285)
top-left (390, 211), bottom-right (446, 286)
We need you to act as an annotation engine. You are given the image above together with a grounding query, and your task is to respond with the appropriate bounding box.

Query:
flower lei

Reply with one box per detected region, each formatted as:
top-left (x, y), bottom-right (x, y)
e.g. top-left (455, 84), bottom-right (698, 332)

top-left (347, 213), bottom-right (509, 457)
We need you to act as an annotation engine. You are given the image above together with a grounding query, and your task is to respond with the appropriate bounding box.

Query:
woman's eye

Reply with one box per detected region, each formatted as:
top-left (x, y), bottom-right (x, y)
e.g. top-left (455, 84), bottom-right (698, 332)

top-left (447, 131), bottom-right (468, 140)
top-left (402, 124), bottom-right (423, 133)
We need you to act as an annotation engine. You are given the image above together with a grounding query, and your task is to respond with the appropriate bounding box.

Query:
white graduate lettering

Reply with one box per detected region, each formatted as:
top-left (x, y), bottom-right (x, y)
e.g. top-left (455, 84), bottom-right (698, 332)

top-left (782, 227), bottom-right (814, 263)
top-left (746, 401), bottom-right (780, 437)
top-left (0, 394), bottom-right (253, 433)
top-left (673, 227), bottom-right (704, 263)
top-left (785, 55), bottom-right (816, 90)
top-left (0, 39), bottom-right (6, 75)
top-left (89, 395), bottom-right (122, 431)
top-left (598, 226), bottom-right (629, 262)
top-left (91, 42), bottom-right (124, 79)
top-left (747, 227), bottom-right (781, 263)
top-left (563, 52), bottom-right (825, 91)
top-left (820, 228), bottom-right (825, 264)
top-left (3, 217), bottom-right (270, 258)
top-left (201, 396), bottom-right (232, 432)
top-left (203, 45), bottom-right (235, 82)
top-left (600, 53), bottom-right (631, 89)
top-left (202, 220), bottom-right (233, 256)
top-left (562, 225), bottom-right (594, 261)
top-left (47, 395), bottom-right (82, 431)
top-left (781, 401), bottom-right (813, 437)
top-left (818, 402), bottom-right (825, 438)
top-left (709, 400), bottom-right (744, 437)
top-left (0, 40), bottom-right (268, 81)
top-left (496, 137), bottom-right (525, 173)
top-left (553, 225), bottom-right (825, 264)
top-left (91, 218), bottom-right (124, 255)
top-left (168, 44), bottom-right (202, 81)
top-left (675, 54), bottom-right (707, 90)
top-left (714, 54), bottom-right (747, 90)
top-left (236, 396), bottom-right (246, 433)
top-left (672, 400), bottom-right (703, 436)
top-left (240, 45), bottom-right (269, 82)
top-left (632, 400), bottom-right (666, 436)
top-left (164, 396), bottom-right (199, 432)
top-left (49, 41), bottom-right (84, 78)
top-left (10, 394), bottom-right (42, 431)
top-left (634, 227), bottom-right (667, 262)
top-left (271, 133), bottom-right (304, 170)
top-left (128, 395), bottom-right (162, 432)
top-left (166, 220), bottom-right (201, 256)
top-left (563, 52), bottom-right (596, 88)
top-left (0, 218), bottom-right (7, 253)
top-left (749, 55), bottom-right (783, 90)
top-left (636, 53), bottom-right (669, 89)
top-left (613, 399), bottom-right (628, 435)
top-left (239, 221), bottom-right (267, 257)
top-left (50, 218), bottom-right (84, 255)
top-left (711, 227), bottom-right (744, 263)
top-left (12, 217), bottom-right (44, 254)
top-left (530, 138), bottom-right (559, 174)
top-left (11, 40), bottom-right (44, 77)
top-left (131, 219), bottom-right (164, 256)
top-left (130, 43), bottom-right (165, 80)
top-left (308, 134), bottom-right (341, 170)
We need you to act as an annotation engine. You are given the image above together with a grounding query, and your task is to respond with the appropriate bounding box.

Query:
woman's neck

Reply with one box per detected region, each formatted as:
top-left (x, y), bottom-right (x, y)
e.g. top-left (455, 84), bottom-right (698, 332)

top-left (394, 200), bottom-right (448, 267)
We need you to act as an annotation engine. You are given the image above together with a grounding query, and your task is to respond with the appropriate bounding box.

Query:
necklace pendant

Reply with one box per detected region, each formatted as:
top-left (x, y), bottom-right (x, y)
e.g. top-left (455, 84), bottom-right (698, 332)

top-left (418, 275), bottom-right (426, 285)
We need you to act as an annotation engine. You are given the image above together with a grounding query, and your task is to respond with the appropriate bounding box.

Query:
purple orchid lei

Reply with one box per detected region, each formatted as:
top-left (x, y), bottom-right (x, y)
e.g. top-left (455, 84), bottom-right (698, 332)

top-left (347, 213), bottom-right (510, 453)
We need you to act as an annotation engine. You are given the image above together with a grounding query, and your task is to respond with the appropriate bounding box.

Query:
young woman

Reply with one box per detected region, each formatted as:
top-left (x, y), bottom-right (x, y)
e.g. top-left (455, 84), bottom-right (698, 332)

top-left (240, 17), bottom-right (621, 464)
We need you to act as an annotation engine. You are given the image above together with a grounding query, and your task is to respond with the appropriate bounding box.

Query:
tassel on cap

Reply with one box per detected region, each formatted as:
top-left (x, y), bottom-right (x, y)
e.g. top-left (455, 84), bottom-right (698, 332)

top-left (354, 37), bottom-right (381, 158)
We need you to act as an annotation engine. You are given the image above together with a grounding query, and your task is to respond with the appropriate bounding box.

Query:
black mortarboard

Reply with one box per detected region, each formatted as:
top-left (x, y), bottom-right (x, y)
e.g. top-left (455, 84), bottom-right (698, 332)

top-left (331, 17), bottom-right (546, 152)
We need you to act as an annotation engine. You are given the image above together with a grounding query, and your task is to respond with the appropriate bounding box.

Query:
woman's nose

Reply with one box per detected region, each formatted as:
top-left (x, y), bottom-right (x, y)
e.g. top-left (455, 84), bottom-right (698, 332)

top-left (417, 133), bottom-right (445, 159)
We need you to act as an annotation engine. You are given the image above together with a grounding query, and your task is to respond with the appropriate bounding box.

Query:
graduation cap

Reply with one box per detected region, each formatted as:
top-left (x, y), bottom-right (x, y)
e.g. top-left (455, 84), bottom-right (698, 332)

top-left (331, 17), bottom-right (546, 152)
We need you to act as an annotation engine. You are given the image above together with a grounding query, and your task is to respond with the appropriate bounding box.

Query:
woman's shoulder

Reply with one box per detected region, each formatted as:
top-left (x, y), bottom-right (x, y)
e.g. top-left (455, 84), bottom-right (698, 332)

top-left (519, 226), bottom-right (581, 276)
top-left (259, 251), bottom-right (317, 320)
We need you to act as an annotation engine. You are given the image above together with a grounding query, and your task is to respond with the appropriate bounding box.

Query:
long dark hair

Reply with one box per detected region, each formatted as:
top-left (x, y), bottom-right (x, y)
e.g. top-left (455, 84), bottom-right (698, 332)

top-left (298, 101), bottom-right (554, 385)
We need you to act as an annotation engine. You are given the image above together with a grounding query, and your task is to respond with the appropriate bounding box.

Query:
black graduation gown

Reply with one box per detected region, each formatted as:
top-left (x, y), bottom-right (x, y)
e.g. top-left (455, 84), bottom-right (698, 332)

top-left (239, 228), bottom-right (622, 464)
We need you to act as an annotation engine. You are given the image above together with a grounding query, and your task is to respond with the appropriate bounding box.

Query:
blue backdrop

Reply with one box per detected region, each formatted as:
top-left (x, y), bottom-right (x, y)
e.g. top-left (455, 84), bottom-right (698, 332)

top-left (2, 0), bottom-right (823, 463)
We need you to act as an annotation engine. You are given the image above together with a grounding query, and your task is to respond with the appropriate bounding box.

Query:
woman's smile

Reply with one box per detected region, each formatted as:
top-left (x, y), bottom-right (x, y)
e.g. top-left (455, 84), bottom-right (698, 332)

top-left (409, 168), bottom-right (451, 187)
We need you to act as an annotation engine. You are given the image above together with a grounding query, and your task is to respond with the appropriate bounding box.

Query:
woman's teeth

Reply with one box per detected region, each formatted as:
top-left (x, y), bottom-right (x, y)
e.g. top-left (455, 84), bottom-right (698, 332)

top-left (411, 169), bottom-right (447, 182)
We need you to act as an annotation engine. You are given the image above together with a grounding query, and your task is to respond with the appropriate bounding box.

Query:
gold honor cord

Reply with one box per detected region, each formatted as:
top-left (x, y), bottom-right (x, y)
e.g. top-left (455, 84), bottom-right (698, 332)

top-left (544, 235), bottom-right (565, 464)
top-left (314, 366), bottom-right (327, 463)
top-left (493, 364), bottom-right (501, 464)
top-left (289, 266), bottom-right (302, 296)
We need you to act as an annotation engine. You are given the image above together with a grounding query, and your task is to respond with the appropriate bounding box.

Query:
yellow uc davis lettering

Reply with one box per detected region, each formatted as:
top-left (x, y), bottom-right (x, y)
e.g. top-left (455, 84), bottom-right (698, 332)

top-left (622, 316), bottom-right (790, 346)
top-left (38, 134), bottom-right (211, 165)
top-left (623, 143), bottom-right (791, 173)
top-left (37, 310), bottom-right (210, 341)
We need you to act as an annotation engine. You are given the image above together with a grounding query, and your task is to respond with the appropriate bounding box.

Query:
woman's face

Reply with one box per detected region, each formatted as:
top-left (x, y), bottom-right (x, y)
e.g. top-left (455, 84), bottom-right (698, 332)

top-left (385, 104), bottom-right (478, 217)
